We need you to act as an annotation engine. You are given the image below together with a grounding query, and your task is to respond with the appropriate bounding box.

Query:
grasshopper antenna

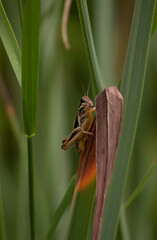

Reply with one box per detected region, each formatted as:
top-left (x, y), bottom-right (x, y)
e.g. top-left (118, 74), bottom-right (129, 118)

top-left (79, 79), bottom-right (86, 96)
top-left (87, 81), bottom-right (90, 96)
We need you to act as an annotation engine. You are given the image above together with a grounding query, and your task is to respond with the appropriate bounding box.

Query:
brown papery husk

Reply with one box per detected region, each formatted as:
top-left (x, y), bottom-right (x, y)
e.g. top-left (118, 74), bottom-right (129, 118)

top-left (92, 87), bottom-right (123, 240)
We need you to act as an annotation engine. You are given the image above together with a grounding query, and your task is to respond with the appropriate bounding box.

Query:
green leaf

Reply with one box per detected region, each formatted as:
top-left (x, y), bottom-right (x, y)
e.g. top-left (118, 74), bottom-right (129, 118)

top-left (151, 2), bottom-right (157, 35)
top-left (0, 1), bottom-right (21, 85)
top-left (22, 1), bottom-right (40, 239)
top-left (76, 0), bottom-right (103, 97)
top-left (22, 0), bottom-right (40, 136)
top-left (124, 158), bottom-right (157, 209)
top-left (119, 206), bottom-right (130, 240)
top-left (93, 0), bottom-right (115, 87)
top-left (100, 0), bottom-right (156, 239)
top-left (66, 180), bottom-right (96, 240)
top-left (45, 175), bottom-right (76, 240)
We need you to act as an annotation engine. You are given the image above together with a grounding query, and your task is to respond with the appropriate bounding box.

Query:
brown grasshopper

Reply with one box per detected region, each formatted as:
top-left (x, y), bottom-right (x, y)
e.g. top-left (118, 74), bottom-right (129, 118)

top-left (61, 96), bottom-right (96, 154)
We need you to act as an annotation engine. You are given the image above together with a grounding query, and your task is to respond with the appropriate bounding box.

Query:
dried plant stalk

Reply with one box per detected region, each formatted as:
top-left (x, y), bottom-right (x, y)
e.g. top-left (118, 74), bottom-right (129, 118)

top-left (61, 0), bottom-right (72, 50)
top-left (92, 87), bottom-right (123, 240)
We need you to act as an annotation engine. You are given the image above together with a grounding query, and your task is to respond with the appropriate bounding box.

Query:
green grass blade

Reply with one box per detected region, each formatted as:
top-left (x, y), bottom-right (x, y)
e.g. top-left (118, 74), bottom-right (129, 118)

top-left (22, 0), bottom-right (40, 136)
top-left (100, 0), bottom-right (156, 239)
top-left (22, 0), bottom-right (40, 239)
top-left (125, 158), bottom-right (157, 209)
top-left (0, 1), bottom-right (21, 85)
top-left (17, 0), bottom-right (23, 26)
top-left (119, 206), bottom-right (130, 240)
top-left (152, 2), bottom-right (157, 35)
top-left (66, 180), bottom-right (96, 240)
top-left (41, 1), bottom-right (55, 24)
top-left (45, 175), bottom-right (76, 240)
top-left (76, 0), bottom-right (103, 97)
top-left (93, 0), bottom-right (115, 87)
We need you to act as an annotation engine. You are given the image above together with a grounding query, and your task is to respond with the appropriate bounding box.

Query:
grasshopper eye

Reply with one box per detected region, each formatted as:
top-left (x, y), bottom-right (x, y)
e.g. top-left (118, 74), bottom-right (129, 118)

top-left (79, 107), bottom-right (85, 113)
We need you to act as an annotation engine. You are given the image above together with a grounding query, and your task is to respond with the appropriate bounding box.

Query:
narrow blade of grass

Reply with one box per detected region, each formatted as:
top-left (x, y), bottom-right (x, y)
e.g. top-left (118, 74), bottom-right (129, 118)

top-left (67, 181), bottom-right (96, 240)
top-left (22, 0), bottom-right (40, 239)
top-left (93, 0), bottom-right (115, 87)
top-left (22, 0), bottom-right (40, 136)
top-left (151, 2), bottom-right (157, 35)
top-left (100, 0), bottom-right (156, 239)
top-left (119, 206), bottom-right (130, 240)
top-left (0, 1), bottom-right (21, 86)
top-left (45, 175), bottom-right (76, 240)
top-left (125, 158), bottom-right (157, 209)
top-left (76, 0), bottom-right (103, 97)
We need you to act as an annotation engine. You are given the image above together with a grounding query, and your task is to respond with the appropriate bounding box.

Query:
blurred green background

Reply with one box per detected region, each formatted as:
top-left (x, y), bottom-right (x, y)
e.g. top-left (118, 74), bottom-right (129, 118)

top-left (0, 0), bottom-right (157, 239)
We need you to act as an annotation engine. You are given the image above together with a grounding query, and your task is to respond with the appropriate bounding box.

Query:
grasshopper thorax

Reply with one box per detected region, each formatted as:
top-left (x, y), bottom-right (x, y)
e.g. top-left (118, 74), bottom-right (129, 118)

top-left (78, 96), bottom-right (95, 117)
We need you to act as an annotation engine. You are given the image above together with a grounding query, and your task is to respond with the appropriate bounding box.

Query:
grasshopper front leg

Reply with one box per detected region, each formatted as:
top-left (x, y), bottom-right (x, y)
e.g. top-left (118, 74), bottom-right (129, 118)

top-left (81, 129), bottom-right (94, 136)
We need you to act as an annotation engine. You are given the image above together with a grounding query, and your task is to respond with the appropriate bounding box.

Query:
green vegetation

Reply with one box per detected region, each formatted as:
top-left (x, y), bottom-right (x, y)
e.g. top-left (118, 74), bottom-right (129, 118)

top-left (0, 0), bottom-right (156, 239)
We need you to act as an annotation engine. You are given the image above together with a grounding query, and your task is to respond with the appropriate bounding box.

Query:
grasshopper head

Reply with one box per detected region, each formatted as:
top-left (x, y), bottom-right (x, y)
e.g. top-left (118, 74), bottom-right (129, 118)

top-left (74, 96), bottom-right (96, 129)
top-left (79, 96), bottom-right (96, 114)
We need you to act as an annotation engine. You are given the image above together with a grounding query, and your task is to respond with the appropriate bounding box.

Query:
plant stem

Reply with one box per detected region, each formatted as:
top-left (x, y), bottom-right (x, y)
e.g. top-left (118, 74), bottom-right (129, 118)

top-left (27, 137), bottom-right (36, 240)
top-left (76, 0), bottom-right (103, 97)
top-left (124, 158), bottom-right (157, 209)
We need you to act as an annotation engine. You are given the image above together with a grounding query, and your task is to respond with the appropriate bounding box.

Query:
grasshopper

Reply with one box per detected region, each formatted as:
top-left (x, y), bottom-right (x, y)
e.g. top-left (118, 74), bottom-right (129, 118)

top-left (61, 96), bottom-right (96, 154)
